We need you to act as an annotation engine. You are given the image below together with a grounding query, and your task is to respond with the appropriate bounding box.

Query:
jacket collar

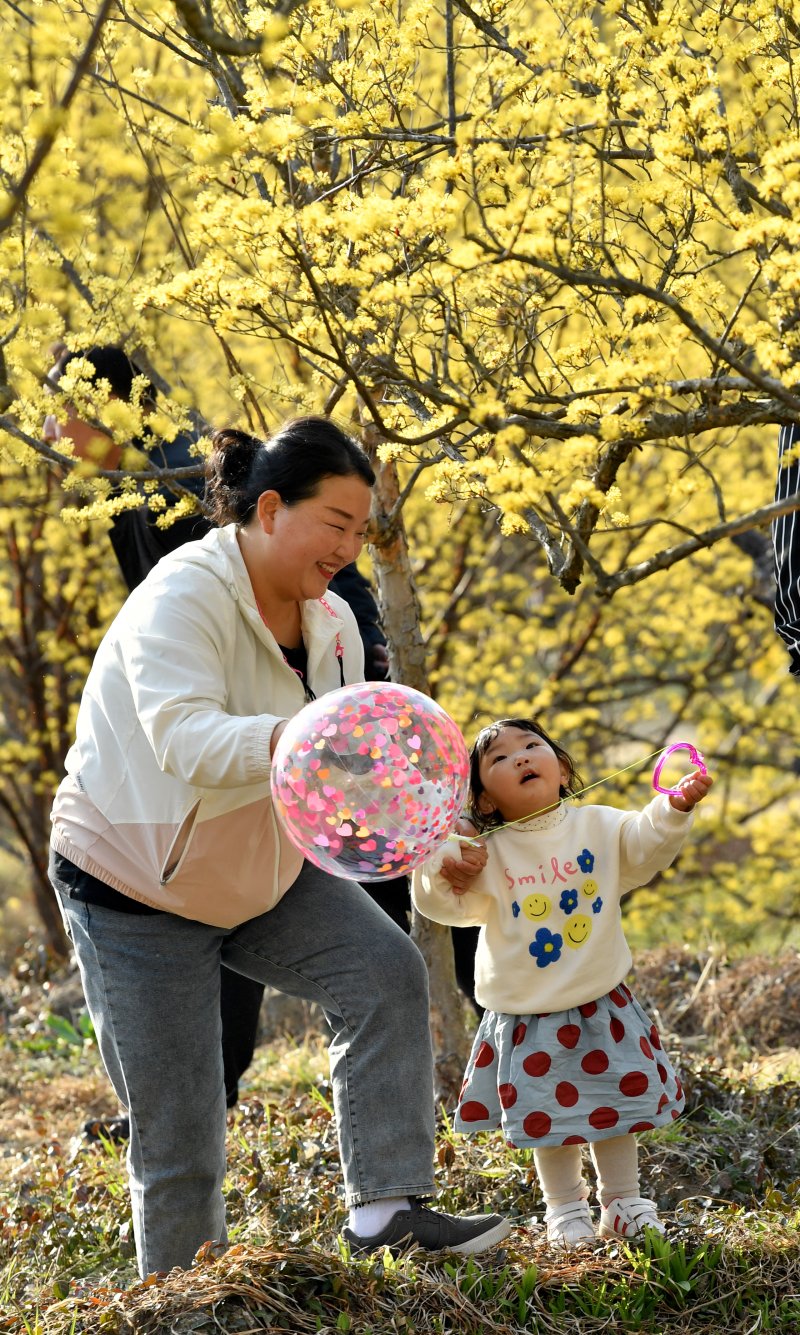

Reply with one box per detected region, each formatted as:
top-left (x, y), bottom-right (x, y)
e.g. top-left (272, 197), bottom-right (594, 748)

top-left (177, 524), bottom-right (345, 656)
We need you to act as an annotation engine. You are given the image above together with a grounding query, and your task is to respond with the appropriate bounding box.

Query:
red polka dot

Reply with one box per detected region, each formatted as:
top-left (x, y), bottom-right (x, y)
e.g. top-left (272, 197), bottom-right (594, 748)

top-left (621, 983), bottom-right (633, 1000)
top-left (557, 1024), bottom-right (581, 1049)
top-left (629, 1121), bottom-right (655, 1133)
top-left (581, 1050), bottom-right (609, 1075)
top-left (657, 1063), bottom-right (668, 1084)
top-left (588, 1106), bottom-right (619, 1130)
top-left (475, 1041), bottom-right (495, 1068)
top-left (657, 1093), bottom-right (669, 1114)
top-left (579, 1001), bottom-right (598, 1018)
top-left (610, 1017), bottom-right (626, 1043)
top-left (671, 1109), bottom-right (680, 1120)
top-left (619, 1071), bottom-right (649, 1097)
top-left (512, 1022), bottom-right (528, 1046)
top-left (609, 987), bottom-right (628, 1008)
top-left (523, 1111), bottom-right (552, 1138)
top-left (499, 1083), bottom-right (518, 1109)
top-left (459, 1101), bottom-right (490, 1122)
top-left (639, 1037), bottom-right (654, 1060)
top-left (555, 1081), bottom-right (579, 1107)
top-left (562, 1134), bottom-right (588, 1145)
top-left (675, 1079), bottom-right (684, 1101)
top-left (650, 1025), bottom-right (662, 1050)
top-left (523, 1051), bottom-right (551, 1077)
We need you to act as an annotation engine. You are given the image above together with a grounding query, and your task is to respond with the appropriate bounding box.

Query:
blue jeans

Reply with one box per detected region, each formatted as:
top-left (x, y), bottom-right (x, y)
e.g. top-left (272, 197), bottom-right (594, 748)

top-left (52, 858), bottom-right (436, 1277)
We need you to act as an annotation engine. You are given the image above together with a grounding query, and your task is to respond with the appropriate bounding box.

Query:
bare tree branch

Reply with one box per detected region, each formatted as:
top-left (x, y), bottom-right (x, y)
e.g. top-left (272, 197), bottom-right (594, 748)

top-left (598, 490), bottom-right (800, 595)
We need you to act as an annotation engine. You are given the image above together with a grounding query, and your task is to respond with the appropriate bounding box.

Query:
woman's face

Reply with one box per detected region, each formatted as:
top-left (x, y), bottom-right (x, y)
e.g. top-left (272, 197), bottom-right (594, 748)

top-left (257, 473), bottom-right (373, 601)
top-left (477, 726), bottom-right (568, 823)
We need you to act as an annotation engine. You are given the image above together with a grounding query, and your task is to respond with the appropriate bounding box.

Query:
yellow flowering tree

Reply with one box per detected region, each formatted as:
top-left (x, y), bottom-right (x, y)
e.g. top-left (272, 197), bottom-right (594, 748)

top-left (1, 0), bottom-right (799, 986)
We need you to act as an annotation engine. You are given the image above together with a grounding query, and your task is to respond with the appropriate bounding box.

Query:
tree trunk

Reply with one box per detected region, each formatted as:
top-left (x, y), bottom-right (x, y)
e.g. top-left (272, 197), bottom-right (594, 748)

top-left (359, 412), bottom-right (470, 1103)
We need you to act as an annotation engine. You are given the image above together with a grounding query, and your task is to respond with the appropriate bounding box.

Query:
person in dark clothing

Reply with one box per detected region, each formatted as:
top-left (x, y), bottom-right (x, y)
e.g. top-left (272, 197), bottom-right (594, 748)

top-left (774, 423), bottom-right (800, 675)
top-left (46, 347), bottom-right (478, 1142)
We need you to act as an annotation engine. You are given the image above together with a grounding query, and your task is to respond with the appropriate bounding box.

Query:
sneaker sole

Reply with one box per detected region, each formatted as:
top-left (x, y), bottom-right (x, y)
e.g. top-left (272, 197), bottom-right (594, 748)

top-left (547, 1230), bottom-right (596, 1248)
top-left (448, 1218), bottom-right (513, 1255)
top-left (598, 1222), bottom-right (665, 1240)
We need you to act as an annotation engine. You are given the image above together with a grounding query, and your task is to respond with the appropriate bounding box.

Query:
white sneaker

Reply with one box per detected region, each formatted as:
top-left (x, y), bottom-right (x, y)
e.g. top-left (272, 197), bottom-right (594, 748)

top-left (544, 1199), bottom-right (595, 1247)
top-left (599, 1196), bottom-right (665, 1240)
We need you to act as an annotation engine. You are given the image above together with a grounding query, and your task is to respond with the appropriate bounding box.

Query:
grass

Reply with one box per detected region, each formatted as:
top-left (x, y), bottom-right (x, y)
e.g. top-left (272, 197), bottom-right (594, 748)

top-left (1, 947), bottom-right (799, 1333)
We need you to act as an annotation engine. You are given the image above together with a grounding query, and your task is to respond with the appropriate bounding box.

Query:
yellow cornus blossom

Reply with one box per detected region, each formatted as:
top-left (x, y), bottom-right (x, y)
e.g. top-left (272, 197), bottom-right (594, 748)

top-left (0, 0), bottom-right (797, 956)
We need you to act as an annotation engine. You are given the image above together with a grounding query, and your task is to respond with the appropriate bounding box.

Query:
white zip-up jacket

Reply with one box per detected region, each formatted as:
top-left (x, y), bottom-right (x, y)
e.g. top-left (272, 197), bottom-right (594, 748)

top-left (50, 524), bottom-right (365, 926)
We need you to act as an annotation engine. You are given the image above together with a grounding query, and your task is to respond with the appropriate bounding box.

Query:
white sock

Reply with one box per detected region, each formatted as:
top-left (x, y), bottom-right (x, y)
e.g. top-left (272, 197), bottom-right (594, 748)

top-left (349, 1197), bottom-right (411, 1236)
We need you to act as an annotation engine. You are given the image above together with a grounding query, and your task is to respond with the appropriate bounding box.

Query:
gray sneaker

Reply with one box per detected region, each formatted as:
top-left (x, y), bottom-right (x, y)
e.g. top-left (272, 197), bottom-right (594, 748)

top-left (342, 1200), bottom-right (512, 1257)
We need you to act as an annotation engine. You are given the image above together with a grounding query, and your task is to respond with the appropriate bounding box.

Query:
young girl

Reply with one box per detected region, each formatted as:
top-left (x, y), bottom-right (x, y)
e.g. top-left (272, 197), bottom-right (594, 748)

top-left (412, 718), bottom-right (713, 1247)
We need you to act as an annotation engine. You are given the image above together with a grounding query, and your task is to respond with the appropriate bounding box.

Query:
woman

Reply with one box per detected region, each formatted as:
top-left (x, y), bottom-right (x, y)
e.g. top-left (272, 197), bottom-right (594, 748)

top-left (49, 417), bottom-right (510, 1277)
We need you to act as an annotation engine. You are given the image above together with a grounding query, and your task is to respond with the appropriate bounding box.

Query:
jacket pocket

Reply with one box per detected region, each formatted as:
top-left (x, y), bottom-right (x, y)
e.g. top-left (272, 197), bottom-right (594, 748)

top-left (160, 800), bottom-right (202, 885)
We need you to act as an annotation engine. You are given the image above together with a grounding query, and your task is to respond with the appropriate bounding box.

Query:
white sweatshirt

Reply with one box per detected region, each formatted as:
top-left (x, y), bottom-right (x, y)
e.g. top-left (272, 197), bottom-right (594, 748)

top-left (51, 524), bottom-right (365, 926)
top-left (412, 798), bottom-right (694, 1013)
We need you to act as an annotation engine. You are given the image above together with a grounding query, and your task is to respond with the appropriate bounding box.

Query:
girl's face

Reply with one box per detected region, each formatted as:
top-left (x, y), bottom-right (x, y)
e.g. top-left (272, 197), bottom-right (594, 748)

top-left (476, 726), bottom-right (569, 823)
top-left (254, 473), bottom-right (373, 602)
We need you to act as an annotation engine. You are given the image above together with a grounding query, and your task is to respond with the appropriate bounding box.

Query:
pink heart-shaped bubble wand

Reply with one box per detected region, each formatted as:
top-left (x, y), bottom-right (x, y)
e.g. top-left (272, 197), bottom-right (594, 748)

top-left (652, 741), bottom-right (707, 797)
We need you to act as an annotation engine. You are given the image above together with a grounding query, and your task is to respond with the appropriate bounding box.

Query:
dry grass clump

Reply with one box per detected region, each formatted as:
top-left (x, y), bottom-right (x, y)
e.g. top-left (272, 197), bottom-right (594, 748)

top-left (35, 1218), bottom-right (800, 1335)
top-left (631, 946), bottom-right (800, 1055)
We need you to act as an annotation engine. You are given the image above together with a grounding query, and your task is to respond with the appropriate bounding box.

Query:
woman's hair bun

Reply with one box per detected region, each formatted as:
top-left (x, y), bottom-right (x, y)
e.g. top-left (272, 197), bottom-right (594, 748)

top-left (209, 428), bottom-right (262, 488)
top-left (205, 428), bottom-right (265, 525)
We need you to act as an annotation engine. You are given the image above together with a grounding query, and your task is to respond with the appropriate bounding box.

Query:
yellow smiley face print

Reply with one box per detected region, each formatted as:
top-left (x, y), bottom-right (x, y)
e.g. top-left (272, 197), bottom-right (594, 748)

top-left (581, 878), bottom-right (599, 899)
top-left (521, 893), bottom-right (551, 921)
top-left (564, 913), bottom-right (593, 948)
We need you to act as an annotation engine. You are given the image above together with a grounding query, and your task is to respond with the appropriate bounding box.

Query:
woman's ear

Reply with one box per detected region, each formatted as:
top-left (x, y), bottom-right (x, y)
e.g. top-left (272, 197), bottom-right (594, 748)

top-left (256, 489), bottom-right (282, 533)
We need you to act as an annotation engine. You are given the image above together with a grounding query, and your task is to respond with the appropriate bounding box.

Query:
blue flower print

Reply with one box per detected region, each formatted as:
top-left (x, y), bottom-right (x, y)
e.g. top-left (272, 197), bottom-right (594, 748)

top-left (577, 849), bottom-right (595, 873)
top-left (591, 897), bottom-right (603, 914)
top-left (512, 901), bottom-right (521, 918)
top-left (559, 888), bottom-right (579, 914)
top-left (529, 928), bottom-right (563, 968)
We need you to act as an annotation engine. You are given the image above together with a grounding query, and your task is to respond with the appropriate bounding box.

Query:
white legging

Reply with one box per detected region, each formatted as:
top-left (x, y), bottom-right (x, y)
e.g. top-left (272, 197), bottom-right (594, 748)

top-left (534, 1135), bottom-right (640, 1208)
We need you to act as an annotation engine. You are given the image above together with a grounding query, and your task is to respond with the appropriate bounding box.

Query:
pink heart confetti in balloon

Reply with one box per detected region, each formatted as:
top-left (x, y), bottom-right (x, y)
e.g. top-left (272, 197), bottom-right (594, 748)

top-left (271, 682), bottom-right (469, 882)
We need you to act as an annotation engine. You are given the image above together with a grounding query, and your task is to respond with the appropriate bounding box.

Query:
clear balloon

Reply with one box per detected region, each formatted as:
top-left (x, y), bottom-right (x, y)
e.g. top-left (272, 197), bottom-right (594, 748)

top-left (270, 682), bottom-right (469, 882)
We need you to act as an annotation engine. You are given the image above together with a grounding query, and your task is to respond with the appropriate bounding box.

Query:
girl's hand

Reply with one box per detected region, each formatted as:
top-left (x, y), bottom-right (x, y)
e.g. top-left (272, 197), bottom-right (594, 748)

top-left (669, 769), bottom-right (714, 812)
top-left (441, 819), bottom-right (488, 895)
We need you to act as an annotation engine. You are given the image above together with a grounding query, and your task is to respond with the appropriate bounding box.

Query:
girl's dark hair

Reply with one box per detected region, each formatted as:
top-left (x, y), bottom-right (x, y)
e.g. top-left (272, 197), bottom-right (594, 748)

top-left (467, 717), bottom-right (584, 831)
top-left (205, 416), bottom-right (375, 526)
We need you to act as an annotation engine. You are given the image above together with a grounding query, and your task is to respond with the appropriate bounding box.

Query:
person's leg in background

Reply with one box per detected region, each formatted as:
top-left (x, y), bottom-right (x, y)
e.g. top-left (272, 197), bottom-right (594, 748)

top-left (219, 968), bottom-right (266, 1107)
top-left (452, 925), bottom-right (483, 1018)
top-left (361, 875), bottom-right (411, 932)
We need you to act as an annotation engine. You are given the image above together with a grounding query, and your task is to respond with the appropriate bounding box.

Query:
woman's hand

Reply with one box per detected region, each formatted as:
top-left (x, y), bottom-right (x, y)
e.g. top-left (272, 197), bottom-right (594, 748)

top-left (440, 818), bottom-right (488, 895)
top-left (669, 769), bottom-right (714, 812)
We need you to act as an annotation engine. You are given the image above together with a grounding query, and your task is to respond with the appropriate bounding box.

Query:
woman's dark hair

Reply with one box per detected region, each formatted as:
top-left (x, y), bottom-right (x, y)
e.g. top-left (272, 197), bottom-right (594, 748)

top-left (467, 717), bottom-right (584, 831)
top-left (205, 416), bottom-right (376, 526)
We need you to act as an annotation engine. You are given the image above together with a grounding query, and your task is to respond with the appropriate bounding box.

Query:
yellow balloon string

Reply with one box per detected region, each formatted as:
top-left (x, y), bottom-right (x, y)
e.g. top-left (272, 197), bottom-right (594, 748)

top-left (452, 746), bottom-right (669, 846)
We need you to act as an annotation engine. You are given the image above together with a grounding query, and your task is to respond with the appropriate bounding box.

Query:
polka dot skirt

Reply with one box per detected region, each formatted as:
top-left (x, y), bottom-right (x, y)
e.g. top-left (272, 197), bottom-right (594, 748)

top-left (454, 983), bottom-right (685, 1147)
